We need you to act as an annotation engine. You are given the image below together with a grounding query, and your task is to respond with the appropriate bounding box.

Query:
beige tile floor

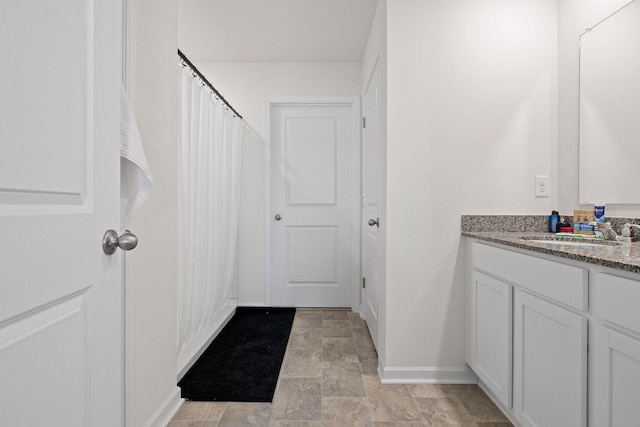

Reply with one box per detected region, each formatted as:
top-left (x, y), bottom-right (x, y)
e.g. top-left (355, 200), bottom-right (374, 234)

top-left (169, 309), bottom-right (513, 427)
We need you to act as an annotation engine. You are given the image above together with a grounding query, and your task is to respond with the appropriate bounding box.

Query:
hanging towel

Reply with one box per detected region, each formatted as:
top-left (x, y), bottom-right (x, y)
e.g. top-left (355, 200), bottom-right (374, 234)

top-left (120, 86), bottom-right (153, 227)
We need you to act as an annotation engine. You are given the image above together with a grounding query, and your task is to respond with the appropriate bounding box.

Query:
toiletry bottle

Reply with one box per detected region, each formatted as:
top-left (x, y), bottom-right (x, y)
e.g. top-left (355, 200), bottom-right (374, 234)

top-left (549, 210), bottom-right (559, 233)
top-left (594, 205), bottom-right (605, 223)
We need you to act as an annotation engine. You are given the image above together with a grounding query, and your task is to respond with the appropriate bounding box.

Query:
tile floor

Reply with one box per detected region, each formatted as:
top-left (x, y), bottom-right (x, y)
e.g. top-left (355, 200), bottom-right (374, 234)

top-left (169, 309), bottom-right (513, 427)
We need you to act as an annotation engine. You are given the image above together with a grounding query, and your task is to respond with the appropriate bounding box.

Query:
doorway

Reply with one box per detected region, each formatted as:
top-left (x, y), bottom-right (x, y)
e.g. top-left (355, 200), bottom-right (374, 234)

top-left (267, 99), bottom-right (361, 308)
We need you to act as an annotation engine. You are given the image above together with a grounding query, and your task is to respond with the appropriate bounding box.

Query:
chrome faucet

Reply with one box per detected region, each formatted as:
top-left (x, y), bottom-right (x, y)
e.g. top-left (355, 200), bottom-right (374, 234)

top-left (592, 222), bottom-right (618, 240)
top-left (623, 223), bottom-right (640, 241)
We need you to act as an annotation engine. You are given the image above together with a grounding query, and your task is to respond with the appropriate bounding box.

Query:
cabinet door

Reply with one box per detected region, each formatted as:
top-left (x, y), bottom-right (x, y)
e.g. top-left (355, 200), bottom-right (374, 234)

top-left (591, 324), bottom-right (640, 427)
top-left (513, 291), bottom-right (587, 427)
top-left (467, 271), bottom-right (512, 407)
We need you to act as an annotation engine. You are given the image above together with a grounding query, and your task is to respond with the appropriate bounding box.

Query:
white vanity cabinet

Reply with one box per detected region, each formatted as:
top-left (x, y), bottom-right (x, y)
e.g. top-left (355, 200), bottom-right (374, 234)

top-left (513, 290), bottom-right (587, 427)
top-left (590, 324), bottom-right (640, 427)
top-left (467, 240), bottom-right (588, 427)
top-left (590, 272), bottom-right (640, 427)
top-left (467, 270), bottom-right (512, 408)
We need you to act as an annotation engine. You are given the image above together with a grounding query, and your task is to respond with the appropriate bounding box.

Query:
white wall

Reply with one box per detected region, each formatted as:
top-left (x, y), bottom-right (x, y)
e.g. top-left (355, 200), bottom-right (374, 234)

top-left (362, 0), bottom-right (387, 94)
top-left (381, 0), bottom-right (557, 378)
top-left (194, 62), bottom-right (362, 306)
top-left (236, 125), bottom-right (265, 306)
top-left (558, 0), bottom-right (640, 217)
top-left (134, 0), bottom-right (180, 424)
top-left (195, 62), bottom-right (362, 139)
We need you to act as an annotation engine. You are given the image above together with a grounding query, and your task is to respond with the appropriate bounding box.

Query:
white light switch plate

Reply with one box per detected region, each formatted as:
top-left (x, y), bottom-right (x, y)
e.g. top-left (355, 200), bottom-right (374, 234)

top-left (535, 175), bottom-right (550, 197)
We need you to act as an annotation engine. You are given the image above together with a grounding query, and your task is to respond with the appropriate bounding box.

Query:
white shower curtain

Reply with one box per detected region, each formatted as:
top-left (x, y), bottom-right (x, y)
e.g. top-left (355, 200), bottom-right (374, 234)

top-left (177, 64), bottom-right (242, 373)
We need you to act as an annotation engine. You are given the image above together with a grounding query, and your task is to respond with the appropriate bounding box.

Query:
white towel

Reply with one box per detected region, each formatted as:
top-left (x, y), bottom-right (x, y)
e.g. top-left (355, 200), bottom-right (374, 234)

top-left (120, 86), bottom-right (153, 227)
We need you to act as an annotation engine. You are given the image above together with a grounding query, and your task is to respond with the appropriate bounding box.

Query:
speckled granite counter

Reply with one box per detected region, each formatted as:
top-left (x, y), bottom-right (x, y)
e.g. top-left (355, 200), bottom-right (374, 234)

top-left (461, 215), bottom-right (640, 274)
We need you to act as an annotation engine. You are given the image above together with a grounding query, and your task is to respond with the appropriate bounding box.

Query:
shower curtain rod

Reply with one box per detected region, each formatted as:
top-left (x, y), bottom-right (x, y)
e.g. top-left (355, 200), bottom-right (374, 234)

top-left (178, 49), bottom-right (243, 119)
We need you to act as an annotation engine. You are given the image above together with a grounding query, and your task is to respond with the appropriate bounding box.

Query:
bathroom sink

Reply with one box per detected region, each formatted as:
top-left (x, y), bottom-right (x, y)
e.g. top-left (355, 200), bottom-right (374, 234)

top-left (519, 236), bottom-right (620, 247)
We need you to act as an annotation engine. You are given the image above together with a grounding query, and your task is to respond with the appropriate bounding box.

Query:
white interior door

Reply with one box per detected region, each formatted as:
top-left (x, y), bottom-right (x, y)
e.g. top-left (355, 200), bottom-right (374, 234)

top-left (270, 102), bottom-right (357, 307)
top-left (362, 59), bottom-right (382, 350)
top-left (0, 2), bottom-right (124, 426)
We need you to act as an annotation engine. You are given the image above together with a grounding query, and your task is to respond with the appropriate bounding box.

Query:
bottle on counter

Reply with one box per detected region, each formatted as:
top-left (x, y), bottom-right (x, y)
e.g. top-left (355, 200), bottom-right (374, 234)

top-left (594, 205), bottom-right (606, 223)
top-left (549, 210), bottom-right (559, 233)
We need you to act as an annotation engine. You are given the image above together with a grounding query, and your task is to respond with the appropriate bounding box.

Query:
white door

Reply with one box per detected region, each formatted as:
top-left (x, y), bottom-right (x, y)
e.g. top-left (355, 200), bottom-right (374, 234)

top-left (271, 102), bottom-right (358, 307)
top-left (0, 2), bottom-right (124, 426)
top-left (362, 58), bottom-right (382, 349)
top-left (513, 291), bottom-right (587, 427)
top-left (467, 271), bottom-right (512, 408)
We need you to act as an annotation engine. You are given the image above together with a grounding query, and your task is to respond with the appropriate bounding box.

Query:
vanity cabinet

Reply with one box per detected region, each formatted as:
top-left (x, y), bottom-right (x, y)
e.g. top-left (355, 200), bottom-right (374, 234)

top-left (513, 290), bottom-right (587, 427)
top-left (468, 238), bottom-right (640, 426)
top-left (590, 272), bottom-right (640, 427)
top-left (590, 324), bottom-right (640, 427)
top-left (467, 270), bottom-right (512, 408)
top-left (467, 240), bottom-right (588, 427)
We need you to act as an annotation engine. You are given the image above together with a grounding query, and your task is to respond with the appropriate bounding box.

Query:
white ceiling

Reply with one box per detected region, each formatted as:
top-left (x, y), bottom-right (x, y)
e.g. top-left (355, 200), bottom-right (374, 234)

top-left (178, 0), bottom-right (379, 62)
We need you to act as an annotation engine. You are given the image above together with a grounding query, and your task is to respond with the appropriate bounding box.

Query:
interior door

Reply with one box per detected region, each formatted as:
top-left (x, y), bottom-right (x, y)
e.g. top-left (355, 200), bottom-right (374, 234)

top-left (362, 58), bottom-right (382, 350)
top-left (271, 102), bottom-right (356, 307)
top-left (0, 2), bottom-right (124, 426)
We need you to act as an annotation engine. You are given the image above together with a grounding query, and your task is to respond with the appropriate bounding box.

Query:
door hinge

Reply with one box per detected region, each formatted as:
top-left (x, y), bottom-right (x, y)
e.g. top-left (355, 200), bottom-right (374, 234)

top-left (362, 277), bottom-right (366, 288)
top-left (362, 117), bottom-right (366, 128)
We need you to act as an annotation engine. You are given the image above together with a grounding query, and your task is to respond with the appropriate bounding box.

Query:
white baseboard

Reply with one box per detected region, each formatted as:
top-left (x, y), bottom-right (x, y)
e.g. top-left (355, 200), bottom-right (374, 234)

top-left (144, 386), bottom-right (183, 427)
top-left (177, 303), bottom-right (237, 379)
top-left (378, 365), bottom-right (479, 384)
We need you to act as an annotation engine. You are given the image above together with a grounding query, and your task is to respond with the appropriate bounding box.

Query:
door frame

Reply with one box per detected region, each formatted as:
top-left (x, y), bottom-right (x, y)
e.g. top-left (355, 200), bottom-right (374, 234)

top-left (264, 97), bottom-right (361, 310)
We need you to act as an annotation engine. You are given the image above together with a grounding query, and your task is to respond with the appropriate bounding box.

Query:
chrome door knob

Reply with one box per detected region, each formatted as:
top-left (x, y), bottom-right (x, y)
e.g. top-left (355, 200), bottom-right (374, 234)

top-left (102, 229), bottom-right (139, 255)
top-left (368, 218), bottom-right (379, 227)
top-left (275, 214), bottom-right (282, 221)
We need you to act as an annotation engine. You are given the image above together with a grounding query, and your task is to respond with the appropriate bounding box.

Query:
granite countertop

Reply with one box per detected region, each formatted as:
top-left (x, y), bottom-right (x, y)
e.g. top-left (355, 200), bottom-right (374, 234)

top-left (461, 215), bottom-right (640, 274)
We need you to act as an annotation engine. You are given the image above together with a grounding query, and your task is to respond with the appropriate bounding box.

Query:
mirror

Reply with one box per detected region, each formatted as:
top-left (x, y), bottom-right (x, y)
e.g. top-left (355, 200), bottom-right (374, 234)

top-left (579, 0), bottom-right (640, 204)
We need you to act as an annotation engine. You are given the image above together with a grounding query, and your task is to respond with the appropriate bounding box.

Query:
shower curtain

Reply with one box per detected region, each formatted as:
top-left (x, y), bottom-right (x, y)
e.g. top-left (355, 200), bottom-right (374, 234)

top-left (177, 64), bottom-right (242, 373)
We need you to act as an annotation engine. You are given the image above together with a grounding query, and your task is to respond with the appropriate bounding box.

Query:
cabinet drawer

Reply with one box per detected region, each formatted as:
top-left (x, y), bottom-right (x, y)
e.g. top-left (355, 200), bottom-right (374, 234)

top-left (593, 272), bottom-right (640, 335)
top-left (471, 241), bottom-right (588, 310)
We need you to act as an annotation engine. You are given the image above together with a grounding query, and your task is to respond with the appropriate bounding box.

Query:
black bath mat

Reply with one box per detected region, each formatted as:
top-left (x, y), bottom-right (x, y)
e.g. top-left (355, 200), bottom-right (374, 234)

top-left (178, 307), bottom-right (296, 402)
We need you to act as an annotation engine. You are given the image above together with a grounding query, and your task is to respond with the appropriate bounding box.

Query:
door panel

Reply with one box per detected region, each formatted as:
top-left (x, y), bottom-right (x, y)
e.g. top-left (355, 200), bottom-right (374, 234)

top-left (362, 58), bottom-right (382, 350)
top-left (610, 334), bottom-right (640, 425)
top-left (0, 293), bottom-right (87, 425)
top-left (288, 226), bottom-right (338, 282)
top-left (591, 324), bottom-right (640, 427)
top-left (513, 291), bottom-right (587, 427)
top-left (0, 1), bottom-right (123, 425)
top-left (286, 118), bottom-right (338, 205)
top-left (271, 103), bottom-right (355, 307)
top-left (0, 0), bottom-right (88, 200)
top-left (467, 271), bottom-right (512, 408)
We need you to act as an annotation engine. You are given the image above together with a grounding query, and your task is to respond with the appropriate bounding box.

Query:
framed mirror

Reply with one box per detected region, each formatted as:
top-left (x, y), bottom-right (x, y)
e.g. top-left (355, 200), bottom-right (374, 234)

top-left (579, 0), bottom-right (640, 204)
